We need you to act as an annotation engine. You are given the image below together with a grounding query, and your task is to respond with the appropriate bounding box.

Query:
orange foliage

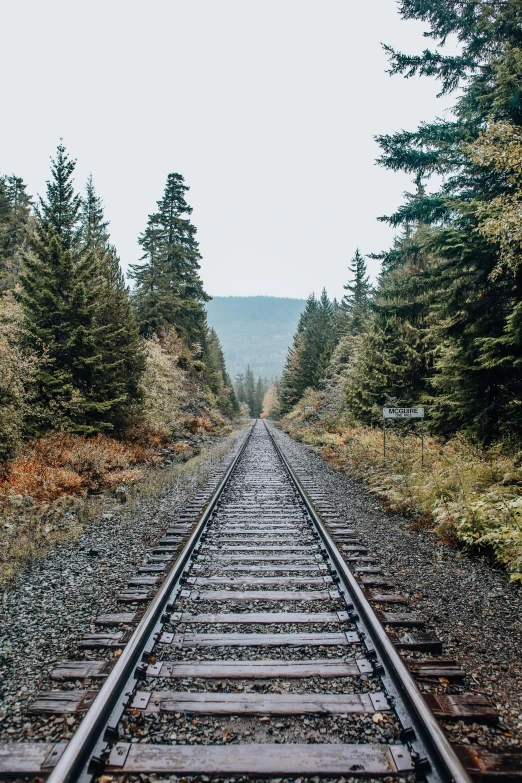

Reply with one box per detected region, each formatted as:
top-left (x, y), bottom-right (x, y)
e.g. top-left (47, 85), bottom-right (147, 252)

top-left (0, 433), bottom-right (158, 504)
top-left (0, 414), bottom-right (222, 508)
top-left (173, 442), bottom-right (192, 455)
top-left (187, 416), bottom-right (213, 434)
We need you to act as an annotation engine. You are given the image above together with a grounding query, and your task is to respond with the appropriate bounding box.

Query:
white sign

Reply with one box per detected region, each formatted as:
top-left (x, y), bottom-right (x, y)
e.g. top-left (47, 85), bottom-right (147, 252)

top-left (383, 407), bottom-right (424, 419)
top-left (304, 406), bottom-right (314, 412)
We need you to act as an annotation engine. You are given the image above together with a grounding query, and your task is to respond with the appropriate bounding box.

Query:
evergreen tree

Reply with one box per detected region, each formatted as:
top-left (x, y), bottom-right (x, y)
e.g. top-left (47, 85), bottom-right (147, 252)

top-left (368, 0), bottom-right (522, 442)
top-left (342, 249), bottom-right (373, 335)
top-left (129, 173), bottom-right (210, 344)
top-left (244, 365), bottom-right (256, 416)
top-left (345, 228), bottom-right (436, 422)
top-left (82, 174), bottom-right (110, 248)
top-left (18, 145), bottom-right (124, 435)
top-left (80, 176), bottom-right (146, 432)
top-left (39, 143), bottom-right (82, 250)
top-left (235, 373), bottom-right (246, 405)
top-left (280, 290), bottom-right (338, 413)
top-left (0, 174), bottom-right (32, 290)
top-left (203, 328), bottom-right (239, 417)
top-left (129, 215), bottom-right (167, 337)
top-left (254, 376), bottom-right (265, 418)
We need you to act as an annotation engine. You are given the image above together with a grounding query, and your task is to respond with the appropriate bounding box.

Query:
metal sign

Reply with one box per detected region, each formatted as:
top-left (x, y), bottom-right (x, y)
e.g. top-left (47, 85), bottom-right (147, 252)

top-left (383, 407), bottom-right (424, 419)
top-left (382, 406), bottom-right (426, 467)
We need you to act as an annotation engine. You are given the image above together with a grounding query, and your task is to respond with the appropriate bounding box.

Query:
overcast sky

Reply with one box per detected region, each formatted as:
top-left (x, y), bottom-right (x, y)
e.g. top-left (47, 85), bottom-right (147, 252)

top-left (1, 0), bottom-right (453, 300)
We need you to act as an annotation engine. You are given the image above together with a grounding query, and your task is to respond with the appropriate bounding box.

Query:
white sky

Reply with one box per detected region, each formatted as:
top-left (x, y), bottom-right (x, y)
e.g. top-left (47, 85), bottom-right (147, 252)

top-left (0, 0), bottom-right (453, 300)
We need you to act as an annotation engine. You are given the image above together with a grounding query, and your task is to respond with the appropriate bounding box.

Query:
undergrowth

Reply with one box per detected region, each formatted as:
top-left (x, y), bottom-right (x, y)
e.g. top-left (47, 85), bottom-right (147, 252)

top-left (281, 390), bottom-right (522, 581)
top-left (0, 419), bottom-right (242, 582)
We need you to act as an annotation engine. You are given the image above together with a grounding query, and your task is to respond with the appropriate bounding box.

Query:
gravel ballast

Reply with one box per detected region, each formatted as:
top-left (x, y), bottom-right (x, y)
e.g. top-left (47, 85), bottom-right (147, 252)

top-left (271, 422), bottom-right (522, 750)
top-left (0, 428), bottom-right (246, 744)
top-left (2, 416), bottom-right (521, 781)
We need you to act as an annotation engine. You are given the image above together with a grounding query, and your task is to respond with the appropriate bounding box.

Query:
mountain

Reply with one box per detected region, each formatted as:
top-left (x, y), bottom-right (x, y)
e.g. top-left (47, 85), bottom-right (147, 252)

top-left (206, 296), bottom-right (305, 381)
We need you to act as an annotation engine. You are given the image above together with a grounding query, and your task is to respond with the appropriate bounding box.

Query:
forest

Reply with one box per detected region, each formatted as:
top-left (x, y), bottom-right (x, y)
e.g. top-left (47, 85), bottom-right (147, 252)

top-left (234, 366), bottom-right (274, 419)
top-left (0, 146), bottom-right (238, 517)
top-left (206, 296), bottom-right (305, 379)
top-left (270, 1), bottom-right (522, 579)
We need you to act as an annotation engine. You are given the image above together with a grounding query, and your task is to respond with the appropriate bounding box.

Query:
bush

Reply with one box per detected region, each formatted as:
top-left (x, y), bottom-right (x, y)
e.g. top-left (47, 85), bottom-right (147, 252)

top-left (140, 329), bottom-right (183, 435)
top-left (0, 292), bottom-right (38, 464)
top-left (0, 433), bottom-right (152, 503)
top-left (281, 400), bottom-right (522, 581)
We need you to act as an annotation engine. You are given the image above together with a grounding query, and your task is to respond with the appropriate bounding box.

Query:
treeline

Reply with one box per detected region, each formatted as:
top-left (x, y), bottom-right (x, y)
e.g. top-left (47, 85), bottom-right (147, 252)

top-left (0, 145), bottom-right (237, 463)
top-left (280, 251), bottom-right (371, 413)
top-left (235, 366), bottom-right (272, 418)
top-left (281, 1), bottom-right (522, 447)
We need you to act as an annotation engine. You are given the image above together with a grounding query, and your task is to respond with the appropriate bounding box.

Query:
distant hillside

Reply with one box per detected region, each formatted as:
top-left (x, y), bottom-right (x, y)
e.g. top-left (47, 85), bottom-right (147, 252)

top-left (206, 296), bottom-right (305, 380)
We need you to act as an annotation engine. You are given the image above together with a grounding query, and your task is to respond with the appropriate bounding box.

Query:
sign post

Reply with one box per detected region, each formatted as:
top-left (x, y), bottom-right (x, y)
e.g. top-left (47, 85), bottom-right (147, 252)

top-left (382, 407), bottom-right (425, 466)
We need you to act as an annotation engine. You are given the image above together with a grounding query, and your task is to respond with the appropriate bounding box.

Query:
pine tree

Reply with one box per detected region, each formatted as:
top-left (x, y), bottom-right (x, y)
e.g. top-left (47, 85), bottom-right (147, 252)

top-left (40, 143), bottom-right (82, 250)
top-left (254, 376), bottom-right (265, 418)
top-left (80, 176), bottom-right (146, 431)
top-left (280, 290), bottom-right (338, 413)
top-left (235, 373), bottom-right (246, 405)
top-left (82, 174), bottom-right (110, 248)
top-left (129, 215), bottom-right (167, 337)
top-left (18, 145), bottom-right (122, 435)
top-left (367, 0), bottom-right (522, 442)
top-left (93, 247), bottom-right (146, 432)
top-left (244, 365), bottom-right (256, 416)
top-left (0, 174), bottom-right (32, 290)
top-left (342, 249), bottom-right (373, 335)
top-left (130, 173), bottom-right (210, 344)
top-left (344, 228), bottom-right (436, 423)
top-left (203, 328), bottom-right (239, 418)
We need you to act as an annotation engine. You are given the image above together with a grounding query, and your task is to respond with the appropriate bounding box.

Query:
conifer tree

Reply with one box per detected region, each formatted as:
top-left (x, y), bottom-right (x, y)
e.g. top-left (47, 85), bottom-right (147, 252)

top-left (82, 174), bottom-right (110, 248)
top-left (244, 365), bottom-right (256, 416)
top-left (40, 143), bottom-right (82, 250)
top-left (280, 290), bottom-right (338, 413)
top-left (130, 173), bottom-right (210, 344)
top-left (344, 228), bottom-right (436, 423)
top-left (18, 145), bottom-right (121, 434)
top-left (254, 377), bottom-right (265, 418)
top-left (342, 249), bottom-right (373, 335)
top-left (80, 176), bottom-right (146, 432)
top-left (369, 0), bottom-right (522, 442)
top-left (129, 215), bottom-right (166, 337)
top-left (235, 373), bottom-right (246, 405)
top-left (203, 328), bottom-right (239, 417)
top-left (0, 175), bottom-right (32, 290)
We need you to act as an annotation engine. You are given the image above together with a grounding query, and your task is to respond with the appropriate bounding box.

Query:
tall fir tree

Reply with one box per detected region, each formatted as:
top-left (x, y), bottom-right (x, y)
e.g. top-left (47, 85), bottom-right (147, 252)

top-left (280, 290), bottom-right (338, 413)
top-left (243, 365), bottom-right (256, 416)
top-left (80, 176), bottom-right (146, 432)
top-left (254, 376), bottom-right (265, 418)
top-left (129, 215), bottom-right (167, 337)
top-left (0, 174), bottom-right (32, 291)
top-left (40, 143), bottom-right (82, 250)
top-left (235, 373), bottom-right (246, 405)
top-left (129, 173), bottom-right (210, 344)
top-left (82, 174), bottom-right (110, 248)
top-left (203, 328), bottom-right (238, 418)
top-left (344, 227), bottom-right (436, 423)
top-left (342, 249), bottom-right (373, 335)
top-left (18, 145), bottom-right (124, 435)
top-left (367, 0), bottom-right (522, 442)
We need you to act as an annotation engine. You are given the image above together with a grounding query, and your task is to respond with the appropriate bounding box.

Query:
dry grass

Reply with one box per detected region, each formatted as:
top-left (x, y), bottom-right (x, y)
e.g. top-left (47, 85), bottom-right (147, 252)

top-left (281, 395), bottom-right (522, 581)
top-left (0, 422), bottom-right (244, 583)
top-left (0, 433), bottom-right (159, 503)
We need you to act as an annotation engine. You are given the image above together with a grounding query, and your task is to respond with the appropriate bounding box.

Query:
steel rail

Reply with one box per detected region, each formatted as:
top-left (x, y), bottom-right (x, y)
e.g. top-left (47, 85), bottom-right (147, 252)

top-left (263, 419), bottom-right (472, 783)
top-left (47, 423), bottom-right (255, 783)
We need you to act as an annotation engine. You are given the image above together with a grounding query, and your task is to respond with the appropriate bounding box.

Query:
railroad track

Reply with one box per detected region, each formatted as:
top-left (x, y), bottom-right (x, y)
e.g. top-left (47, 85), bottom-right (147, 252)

top-left (0, 420), bottom-right (518, 782)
